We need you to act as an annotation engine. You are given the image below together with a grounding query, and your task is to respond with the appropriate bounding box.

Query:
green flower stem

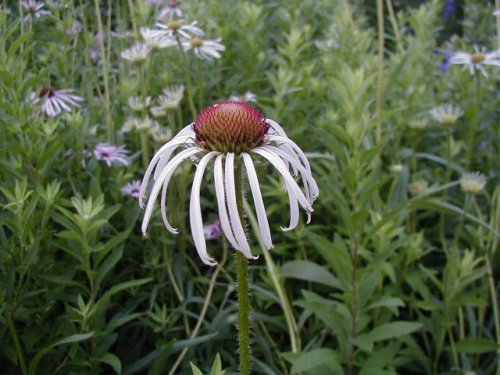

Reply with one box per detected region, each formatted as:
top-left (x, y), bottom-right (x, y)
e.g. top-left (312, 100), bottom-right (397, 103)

top-left (126, 0), bottom-right (138, 37)
top-left (385, 0), bottom-right (403, 54)
top-left (167, 237), bottom-right (229, 375)
top-left (6, 308), bottom-right (28, 375)
top-left (466, 74), bottom-right (481, 169)
top-left (175, 36), bottom-right (197, 119)
top-left (243, 197), bottom-right (301, 353)
top-left (236, 251), bottom-right (251, 375)
top-left (93, 0), bottom-right (113, 142)
top-left (235, 158), bottom-right (251, 375)
top-left (486, 253), bottom-right (500, 375)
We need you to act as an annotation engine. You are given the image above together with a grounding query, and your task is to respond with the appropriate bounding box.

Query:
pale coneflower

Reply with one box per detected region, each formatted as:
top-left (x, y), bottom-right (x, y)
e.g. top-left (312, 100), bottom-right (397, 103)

top-left (120, 42), bottom-right (151, 62)
top-left (140, 101), bottom-right (319, 266)
top-left (22, 0), bottom-right (51, 21)
top-left (450, 46), bottom-right (500, 77)
top-left (430, 104), bottom-right (464, 126)
top-left (158, 85), bottom-right (184, 110)
top-left (203, 218), bottom-right (222, 240)
top-left (155, 19), bottom-right (204, 40)
top-left (32, 87), bottom-right (84, 117)
top-left (121, 180), bottom-right (142, 198)
top-left (229, 91), bottom-right (257, 103)
top-left (183, 37), bottom-right (225, 60)
top-left (94, 143), bottom-right (131, 167)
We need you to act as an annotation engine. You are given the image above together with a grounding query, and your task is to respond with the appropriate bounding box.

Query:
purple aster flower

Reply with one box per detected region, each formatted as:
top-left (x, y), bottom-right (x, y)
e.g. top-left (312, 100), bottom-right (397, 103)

top-left (94, 143), bottom-right (131, 167)
top-left (203, 219), bottom-right (222, 240)
top-left (32, 87), bottom-right (84, 117)
top-left (121, 180), bottom-right (141, 198)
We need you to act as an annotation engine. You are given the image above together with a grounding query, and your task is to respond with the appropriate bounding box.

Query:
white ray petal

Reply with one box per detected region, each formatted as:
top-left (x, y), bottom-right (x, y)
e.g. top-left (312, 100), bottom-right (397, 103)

top-left (139, 128), bottom-right (195, 207)
top-left (225, 153), bottom-right (257, 260)
top-left (190, 151), bottom-right (218, 266)
top-left (253, 148), bottom-right (313, 213)
top-left (283, 182), bottom-right (300, 231)
top-left (141, 147), bottom-right (201, 234)
top-left (214, 155), bottom-right (240, 250)
top-left (268, 135), bottom-right (312, 171)
top-left (264, 145), bottom-right (319, 201)
top-left (242, 153), bottom-right (273, 249)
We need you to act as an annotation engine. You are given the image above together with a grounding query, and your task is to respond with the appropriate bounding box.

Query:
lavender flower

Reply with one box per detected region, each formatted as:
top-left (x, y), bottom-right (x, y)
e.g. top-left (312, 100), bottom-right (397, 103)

top-left (94, 143), bottom-right (131, 167)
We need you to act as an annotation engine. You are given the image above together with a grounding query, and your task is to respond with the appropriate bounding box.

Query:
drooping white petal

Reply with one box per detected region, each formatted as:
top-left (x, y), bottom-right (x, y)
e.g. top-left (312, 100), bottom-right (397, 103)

top-left (224, 153), bottom-right (258, 260)
top-left (265, 119), bottom-right (298, 175)
top-left (141, 147), bottom-right (201, 235)
top-left (242, 153), bottom-right (273, 249)
top-left (139, 125), bottom-right (195, 206)
top-left (190, 151), bottom-right (218, 266)
top-left (253, 147), bottom-right (313, 213)
top-left (264, 145), bottom-right (319, 202)
top-left (268, 134), bottom-right (312, 173)
top-left (283, 182), bottom-right (300, 231)
top-left (214, 155), bottom-right (240, 250)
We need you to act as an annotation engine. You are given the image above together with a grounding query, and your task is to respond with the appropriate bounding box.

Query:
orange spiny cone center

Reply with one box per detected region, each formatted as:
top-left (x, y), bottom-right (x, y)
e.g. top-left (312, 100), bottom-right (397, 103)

top-left (193, 101), bottom-right (269, 154)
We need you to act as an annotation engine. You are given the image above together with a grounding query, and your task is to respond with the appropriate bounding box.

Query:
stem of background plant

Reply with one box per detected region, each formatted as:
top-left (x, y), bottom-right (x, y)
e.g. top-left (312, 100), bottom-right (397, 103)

top-left (375, 0), bottom-right (385, 143)
top-left (453, 194), bottom-right (470, 249)
top-left (385, 0), bottom-right (403, 54)
top-left (139, 64), bottom-right (150, 168)
top-left (126, 0), bottom-right (138, 37)
top-left (243, 198), bottom-right (301, 353)
top-left (486, 253), bottom-right (500, 375)
top-left (93, 0), bottom-right (114, 142)
top-left (466, 74), bottom-right (481, 170)
top-left (235, 159), bottom-right (251, 375)
top-left (496, 0), bottom-right (500, 49)
top-left (175, 36), bottom-right (197, 119)
top-left (439, 126), bottom-right (454, 248)
top-left (6, 308), bottom-right (28, 375)
top-left (167, 236), bottom-right (228, 375)
top-left (196, 58), bottom-right (204, 110)
top-left (348, 233), bottom-right (361, 375)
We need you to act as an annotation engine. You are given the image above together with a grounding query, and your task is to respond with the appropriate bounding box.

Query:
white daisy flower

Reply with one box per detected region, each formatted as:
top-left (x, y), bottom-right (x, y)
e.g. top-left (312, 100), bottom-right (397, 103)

top-left (229, 92), bottom-right (257, 103)
top-left (151, 125), bottom-right (173, 143)
top-left (158, 85), bottom-right (184, 109)
top-left (32, 87), bottom-right (84, 117)
top-left (155, 19), bottom-right (204, 40)
top-left (122, 116), bottom-right (158, 133)
top-left (22, 0), bottom-right (51, 21)
top-left (120, 42), bottom-right (151, 62)
top-left (128, 96), bottom-right (152, 112)
top-left (140, 101), bottom-right (319, 266)
top-left (450, 46), bottom-right (500, 77)
top-left (430, 104), bottom-right (464, 126)
top-left (460, 172), bottom-right (487, 194)
top-left (183, 37), bottom-right (225, 60)
top-left (140, 27), bottom-right (176, 49)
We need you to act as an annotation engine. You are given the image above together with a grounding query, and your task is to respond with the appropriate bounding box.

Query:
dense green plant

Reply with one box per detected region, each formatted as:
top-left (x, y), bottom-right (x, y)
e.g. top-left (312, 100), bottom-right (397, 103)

top-left (0, 0), bottom-right (498, 374)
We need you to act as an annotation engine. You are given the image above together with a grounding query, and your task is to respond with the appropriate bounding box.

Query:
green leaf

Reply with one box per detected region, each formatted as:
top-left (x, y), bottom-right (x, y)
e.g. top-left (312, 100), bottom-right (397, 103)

top-left (455, 338), bottom-right (500, 353)
top-left (95, 353), bottom-right (122, 374)
top-left (369, 321), bottom-right (422, 342)
top-left (282, 260), bottom-right (342, 289)
top-left (29, 332), bottom-right (94, 374)
top-left (209, 354), bottom-right (224, 375)
top-left (190, 363), bottom-right (204, 375)
top-left (289, 348), bottom-right (343, 374)
top-left (95, 247), bottom-right (124, 291)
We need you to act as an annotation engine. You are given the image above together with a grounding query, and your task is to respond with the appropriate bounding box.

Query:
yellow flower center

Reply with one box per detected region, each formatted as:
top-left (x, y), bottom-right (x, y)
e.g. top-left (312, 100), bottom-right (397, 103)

top-left (167, 21), bottom-right (181, 31)
top-left (191, 38), bottom-right (204, 48)
top-left (471, 53), bottom-right (485, 64)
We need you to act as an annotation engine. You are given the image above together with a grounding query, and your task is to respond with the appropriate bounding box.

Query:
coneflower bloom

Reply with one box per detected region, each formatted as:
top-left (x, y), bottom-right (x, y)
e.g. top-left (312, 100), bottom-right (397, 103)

top-left (121, 180), bottom-right (142, 198)
top-left (120, 42), bottom-right (151, 62)
top-left (183, 37), bottom-right (225, 60)
top-left (155, 19), bottom-right (204, 40)
top-left (450, 46), bottom-right (500, 77)
top-left (22, 0), bottom-right (51, 21)
top-left (140, 101), bottom-right (319, 266)
top-left (94, 143), bottom-right (131, 167)
top-left (32, 87), bottom-right (84, 117)
top-left (204, 218), bottom-right (222, 240)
